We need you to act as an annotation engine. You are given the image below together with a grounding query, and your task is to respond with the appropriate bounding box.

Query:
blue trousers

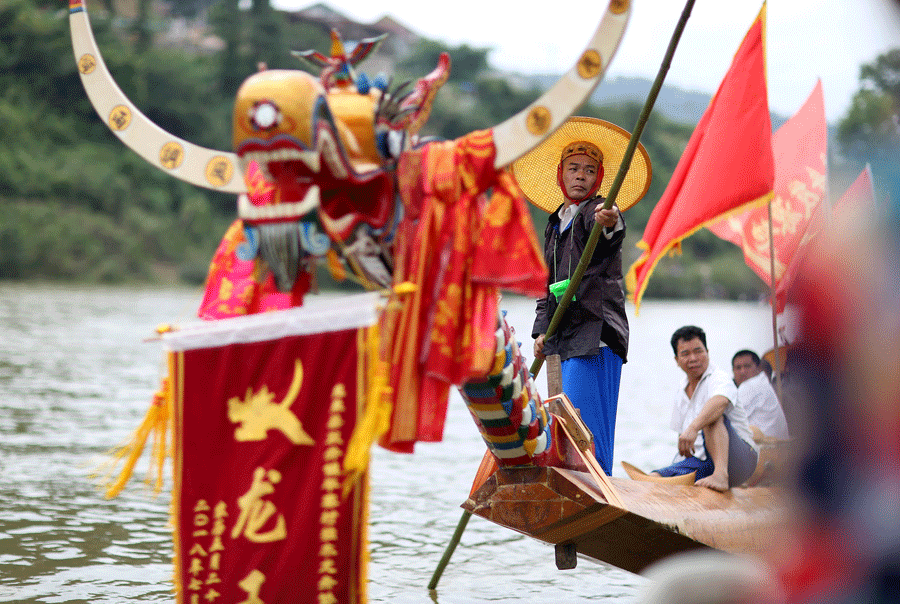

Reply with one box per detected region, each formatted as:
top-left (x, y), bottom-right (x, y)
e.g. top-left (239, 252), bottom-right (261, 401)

top-left (561, 348), bottom-right (623, 475)
top-left (653, 415), bottom-right (759, 487)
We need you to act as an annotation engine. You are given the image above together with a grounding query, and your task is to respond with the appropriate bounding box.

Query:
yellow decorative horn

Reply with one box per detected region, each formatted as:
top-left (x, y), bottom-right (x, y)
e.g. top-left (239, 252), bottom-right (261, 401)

top-left (69, 1), bottom-right (247, 194)
top-left (492, 0), bottom-right (632, 169)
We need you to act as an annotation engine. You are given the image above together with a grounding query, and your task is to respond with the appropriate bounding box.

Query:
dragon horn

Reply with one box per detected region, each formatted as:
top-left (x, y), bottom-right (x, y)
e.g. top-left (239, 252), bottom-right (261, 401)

top-left (69, 1), bottom-right (246, 193)
top-left (491, 0), bottom-right (632, 169)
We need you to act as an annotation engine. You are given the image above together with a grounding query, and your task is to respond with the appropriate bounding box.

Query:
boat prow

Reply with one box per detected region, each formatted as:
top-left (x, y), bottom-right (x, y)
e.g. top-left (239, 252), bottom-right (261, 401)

top-left (462, 397), bottom-right (789, 574)
top-left (463, 463), bottom-right (785, 574)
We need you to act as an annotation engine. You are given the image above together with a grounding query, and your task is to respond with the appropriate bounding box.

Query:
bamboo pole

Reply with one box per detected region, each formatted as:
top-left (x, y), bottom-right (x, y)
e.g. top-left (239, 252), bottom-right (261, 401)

top-left (767, 201), bottom-right (784, 402)
top-left (426, 511), bottom-right (470, 590)
top-left (428, 0), bottom-right (697, 589)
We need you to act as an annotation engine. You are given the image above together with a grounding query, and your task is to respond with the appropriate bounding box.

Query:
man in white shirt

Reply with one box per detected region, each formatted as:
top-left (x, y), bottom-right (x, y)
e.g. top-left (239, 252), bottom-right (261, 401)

top-left (651, 326), bottom-right (759, 491)
top-left (732, 349), bottom-right (790, 441)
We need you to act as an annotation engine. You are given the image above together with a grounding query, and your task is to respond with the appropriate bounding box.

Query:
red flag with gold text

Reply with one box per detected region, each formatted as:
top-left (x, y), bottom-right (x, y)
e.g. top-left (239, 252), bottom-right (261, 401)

top-left (707, 80), bottom-right (828, 314)
top-left (626, 6), bottom-right (774, 311)
top-left (162, 294), bottom-right (380, 604)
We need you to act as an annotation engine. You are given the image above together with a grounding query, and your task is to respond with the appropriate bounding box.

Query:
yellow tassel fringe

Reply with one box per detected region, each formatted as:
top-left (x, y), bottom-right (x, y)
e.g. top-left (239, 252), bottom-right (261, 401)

top-left (342, 324), bottom-right (393, 497)
top-left (99, 377), bottom-right (172, 499)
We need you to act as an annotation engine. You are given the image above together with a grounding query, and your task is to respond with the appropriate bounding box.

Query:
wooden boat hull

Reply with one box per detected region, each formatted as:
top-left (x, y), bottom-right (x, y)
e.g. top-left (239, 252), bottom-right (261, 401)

top-left (462, 464), bottom-right (786, 574)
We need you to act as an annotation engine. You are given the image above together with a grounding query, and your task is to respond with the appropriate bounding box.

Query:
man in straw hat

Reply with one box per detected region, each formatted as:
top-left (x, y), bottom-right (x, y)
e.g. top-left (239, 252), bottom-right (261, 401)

top-left (514, 116), bottom-right (651, 475)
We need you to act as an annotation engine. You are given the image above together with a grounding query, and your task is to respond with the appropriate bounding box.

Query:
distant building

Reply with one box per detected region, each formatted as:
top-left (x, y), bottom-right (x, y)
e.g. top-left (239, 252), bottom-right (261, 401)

top-left (371, 15), bottom-right (418, 57)
top-left (87, 0), bottom-right (224, 55)
top-left (156, 16), bottom-right (225, 55)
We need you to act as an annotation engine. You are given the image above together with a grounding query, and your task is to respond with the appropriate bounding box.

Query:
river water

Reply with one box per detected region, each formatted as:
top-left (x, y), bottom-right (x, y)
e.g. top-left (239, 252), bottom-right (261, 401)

top-left (0, 284), bottom-right (789, 603)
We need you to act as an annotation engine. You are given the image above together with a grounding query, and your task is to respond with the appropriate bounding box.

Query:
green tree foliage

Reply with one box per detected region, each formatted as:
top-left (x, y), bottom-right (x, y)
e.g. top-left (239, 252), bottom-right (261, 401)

top-left (250, 0), bottom-right (285, 71)
top-left (0, 0), bottom-right (231, 283)
top-left (208, 0), bottom-right (331, 96)
top-left (838, 49), bottom-right (900, 156)
top-left (169, 0), bottom-right (221, 19)
top-left (836, 48), bottom-right (900, 210)
top-left (210, 0), bottom-right (245, 95)
top-left (0, 0), bottom-right (766, 300)
top-left (398, 38), bottom-right (490, 83)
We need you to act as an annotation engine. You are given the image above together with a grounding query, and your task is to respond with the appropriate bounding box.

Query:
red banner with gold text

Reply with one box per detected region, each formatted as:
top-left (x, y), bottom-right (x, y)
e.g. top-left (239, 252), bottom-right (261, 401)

top-left (163, 295), bottom-right (380, 604)
top-left (707, 80), bottom-right (828, 314)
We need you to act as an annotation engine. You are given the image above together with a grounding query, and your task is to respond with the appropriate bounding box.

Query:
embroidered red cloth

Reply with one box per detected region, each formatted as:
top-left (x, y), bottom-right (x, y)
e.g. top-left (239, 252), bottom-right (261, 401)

top-left (196, 133), bottom-right (547, 453)
top-left (198, 163), bottom-right (308, 319)
top-left (381, 129), bottom-right (546, 452)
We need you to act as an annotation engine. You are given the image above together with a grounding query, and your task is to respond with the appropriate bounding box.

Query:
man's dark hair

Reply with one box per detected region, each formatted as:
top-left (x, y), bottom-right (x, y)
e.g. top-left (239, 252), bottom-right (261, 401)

top-left (670, 325), bottom-right (706, 356)
top-left (732, 349), bottom-right (761, 366)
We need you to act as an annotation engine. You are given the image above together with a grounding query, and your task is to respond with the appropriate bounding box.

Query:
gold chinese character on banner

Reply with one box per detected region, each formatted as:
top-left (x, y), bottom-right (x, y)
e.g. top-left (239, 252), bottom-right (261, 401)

top-left (788, 180), bottom-right (820, 219)
top-left (232, 468), bottom-right (287, 543)
top-left (771, 195), bottom-right (805, 237)
top-left (237, 569), bottom-right (266, 604)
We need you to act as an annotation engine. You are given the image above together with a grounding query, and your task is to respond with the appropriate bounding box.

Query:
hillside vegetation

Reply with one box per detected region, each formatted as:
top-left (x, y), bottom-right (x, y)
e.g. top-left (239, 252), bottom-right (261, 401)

top-left (1, 0), bottom-right (781, 300)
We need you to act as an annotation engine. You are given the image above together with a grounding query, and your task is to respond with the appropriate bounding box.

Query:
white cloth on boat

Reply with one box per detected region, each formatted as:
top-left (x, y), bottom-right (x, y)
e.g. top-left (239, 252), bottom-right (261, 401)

top-left (670, 364), bottom-right (758, 461)
top-left (160, 291), bottom-right (381, 351)
top-left (738, 372), bottom-right (790, 440)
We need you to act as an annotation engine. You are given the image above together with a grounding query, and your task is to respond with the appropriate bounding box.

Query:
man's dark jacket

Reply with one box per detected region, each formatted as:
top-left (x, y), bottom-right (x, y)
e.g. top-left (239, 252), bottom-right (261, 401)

top-left (531, 196), bottom-right (629, 362)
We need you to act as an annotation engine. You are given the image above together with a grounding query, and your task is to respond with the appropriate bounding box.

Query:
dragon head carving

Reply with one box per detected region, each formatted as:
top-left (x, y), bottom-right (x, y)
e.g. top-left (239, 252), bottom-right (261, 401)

top-left (231, 33), bottom-right (450, 236)
top-left (226, 31), bottom-right (452, 290)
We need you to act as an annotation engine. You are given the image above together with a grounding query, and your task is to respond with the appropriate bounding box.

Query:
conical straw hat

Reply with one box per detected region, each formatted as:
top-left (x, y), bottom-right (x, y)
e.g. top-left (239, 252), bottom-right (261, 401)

top-left (511, 116), bottom-right (652, 213)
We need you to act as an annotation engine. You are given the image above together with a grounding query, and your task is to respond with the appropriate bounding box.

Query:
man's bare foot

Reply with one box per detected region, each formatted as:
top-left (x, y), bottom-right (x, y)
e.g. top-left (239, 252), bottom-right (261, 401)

top-left (696, 472), bottom-right (729, 491)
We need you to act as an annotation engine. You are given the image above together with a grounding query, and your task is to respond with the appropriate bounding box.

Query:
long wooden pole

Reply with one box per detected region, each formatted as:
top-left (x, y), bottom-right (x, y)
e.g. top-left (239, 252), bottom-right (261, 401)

top-left (426, 511), bottom-right (470, 590)
top-left (767, 201), bottom-right (784, 401)
top-left (427, 0), bottom-right (697, 590)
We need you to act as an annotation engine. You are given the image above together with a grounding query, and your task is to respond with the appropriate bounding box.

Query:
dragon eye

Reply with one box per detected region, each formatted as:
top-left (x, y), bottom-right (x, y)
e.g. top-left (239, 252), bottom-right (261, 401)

top-left (249, 101), bottom-right (281, 131)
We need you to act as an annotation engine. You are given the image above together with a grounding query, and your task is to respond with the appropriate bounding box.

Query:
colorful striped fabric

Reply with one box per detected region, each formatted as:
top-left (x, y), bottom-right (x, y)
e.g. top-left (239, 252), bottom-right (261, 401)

top-left (460, 316), bottom-right (553, 466)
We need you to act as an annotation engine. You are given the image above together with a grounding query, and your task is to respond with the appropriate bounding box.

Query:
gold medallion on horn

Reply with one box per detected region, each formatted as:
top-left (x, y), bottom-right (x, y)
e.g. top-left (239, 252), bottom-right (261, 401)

top-left (526, 106), bottom-right (552, 136)
top-left (206, 156), bottom-right (235, 187)
top-left (160, 143), bottom-right (185, 170)
top-left (577, 50), bottom-right (603, 80)
top-left (77, 54), bottom-right (96, 75)
top-left (610, 0), bottom-right (630, 15)
top-left (108, 106), bottom-right (132, 131)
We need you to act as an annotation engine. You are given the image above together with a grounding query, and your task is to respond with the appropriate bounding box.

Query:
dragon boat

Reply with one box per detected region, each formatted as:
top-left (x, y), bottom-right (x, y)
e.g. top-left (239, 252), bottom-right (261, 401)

top-left (463, 394), bottom-right (791, 575)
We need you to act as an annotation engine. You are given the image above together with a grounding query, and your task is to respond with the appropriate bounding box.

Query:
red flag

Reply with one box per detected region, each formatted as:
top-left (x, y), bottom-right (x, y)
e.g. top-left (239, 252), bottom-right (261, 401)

top-left (626, 6), bottom-right (774, 311)
top-left (163, 295), bottom-right (380, 604)
top-left (832, 164), bottom-right (876, 214)
top-left (708, 80), bottom-right (828, 314)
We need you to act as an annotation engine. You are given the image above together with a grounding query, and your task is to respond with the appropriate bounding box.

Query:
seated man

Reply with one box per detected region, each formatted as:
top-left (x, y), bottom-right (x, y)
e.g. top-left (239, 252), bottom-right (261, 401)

top-left (651, 326), bottom-right (759, 491)
top-left (732, 349), bottom-right (790, 441)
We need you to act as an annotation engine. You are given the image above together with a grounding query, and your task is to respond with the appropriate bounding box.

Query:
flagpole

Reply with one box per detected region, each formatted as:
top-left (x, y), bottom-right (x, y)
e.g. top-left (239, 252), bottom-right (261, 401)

top-left (767, 200), bottom-right (784, 402)
top-left (428, 0), bottom-right (697, 590)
